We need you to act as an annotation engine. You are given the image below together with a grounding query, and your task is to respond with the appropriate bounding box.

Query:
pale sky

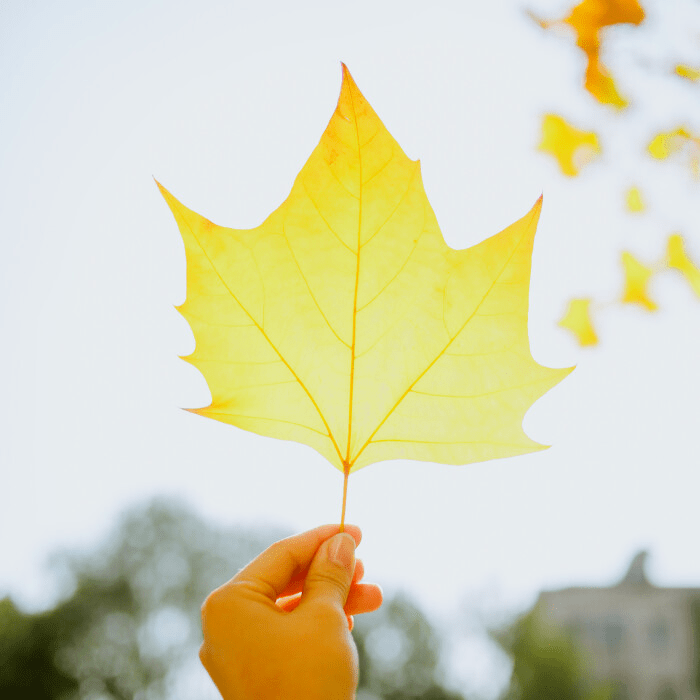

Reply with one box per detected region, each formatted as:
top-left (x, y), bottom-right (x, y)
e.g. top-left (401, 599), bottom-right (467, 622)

top-left (2, 0), bottom-right (699, 696)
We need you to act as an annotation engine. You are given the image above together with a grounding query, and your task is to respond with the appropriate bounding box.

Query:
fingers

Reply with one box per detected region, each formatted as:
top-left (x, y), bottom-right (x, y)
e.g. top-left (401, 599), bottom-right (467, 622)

top-left (276, 581), bottom-right (382, 616)
top-left (277, 558), bottom-right (366, 599)
top-left (230, 524), bottom-right (361, 601)
top-left (300, 532), bottom-right (357, 609)
top-left (345, 581), bottom-right (383, 615)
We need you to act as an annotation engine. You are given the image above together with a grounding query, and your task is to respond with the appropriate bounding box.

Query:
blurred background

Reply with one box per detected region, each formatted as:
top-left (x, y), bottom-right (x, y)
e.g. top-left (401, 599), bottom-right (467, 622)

top-left (1, 0), bottom-right (699, 698)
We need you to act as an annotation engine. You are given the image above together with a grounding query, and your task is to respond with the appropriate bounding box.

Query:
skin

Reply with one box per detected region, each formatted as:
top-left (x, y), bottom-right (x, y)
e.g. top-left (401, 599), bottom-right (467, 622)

top-left (199, 524), bottom-right (383, 700)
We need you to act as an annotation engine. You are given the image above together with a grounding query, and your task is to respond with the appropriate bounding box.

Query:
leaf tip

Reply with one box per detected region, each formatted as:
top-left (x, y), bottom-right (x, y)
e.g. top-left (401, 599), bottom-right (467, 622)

top-left (340, 62), bottom-right (355, 85)
top-left (155, 179), bottom-right (175, 205)
top-left (183, 406), bottom-right (209, 417)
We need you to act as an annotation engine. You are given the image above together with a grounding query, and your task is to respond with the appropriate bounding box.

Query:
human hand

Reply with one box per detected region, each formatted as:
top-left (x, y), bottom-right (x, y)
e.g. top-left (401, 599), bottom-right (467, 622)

top-left (199, 524), bottom-right (383, 700)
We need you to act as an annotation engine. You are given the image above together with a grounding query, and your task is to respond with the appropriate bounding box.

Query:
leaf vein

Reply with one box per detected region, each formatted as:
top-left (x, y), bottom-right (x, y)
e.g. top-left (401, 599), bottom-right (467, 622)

top-left (191, 358), bottom-right (282, 366)
top-left (357, 214), bottom-right (427, 314)
top-left (179, 311), bottom-right (256, 329)
top-left (301, 180), bottom-right (357, 256)
top-left (281, 219), bottom-right (351, 348)
top-left (369, 438), bottom-right (532, 448)
top-left (359, 128), bottom-right (380, 149)
top-left (202, 412), bottom-right (330, 437)
top-left (359, 161), bottom-right (420, 250)
top-left (362, 153), bottom-right (393, 186)
top-left (324, 161), bottom-right (360, 200)
top-left (409, 376), bottom-right (557, 400)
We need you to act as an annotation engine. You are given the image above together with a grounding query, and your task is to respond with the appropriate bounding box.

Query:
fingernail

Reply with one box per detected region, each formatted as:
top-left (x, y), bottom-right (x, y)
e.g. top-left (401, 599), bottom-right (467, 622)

top-left (328, 533), bottom-right (356, 573)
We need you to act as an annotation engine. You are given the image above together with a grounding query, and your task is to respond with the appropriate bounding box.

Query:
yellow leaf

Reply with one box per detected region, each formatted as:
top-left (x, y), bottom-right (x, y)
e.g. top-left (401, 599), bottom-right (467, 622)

top-left (648, 126), bottom-right (692, 160)
top-left (667, 233), bottom-right (700, 297)
top-left (648, 126), bottom-right (700, 178)
top-left (675, 64), bottom-right (700, 82)
top-left (563, 0), bottom-right (645, 47)
top-left (539, 114), bottom-right (601, 176)
top-left (625, 185), bottom-right (644, 213)
top-left (536, 0), bottom-right (644, 107)
top-left (621, 251), bottom-right (657, 310)
top-left (159, 66), bottom-right (571, 521)
top-left (559, 298), bottom-right (598, 346)
top-left (584, 58), bottom-right (628, 108)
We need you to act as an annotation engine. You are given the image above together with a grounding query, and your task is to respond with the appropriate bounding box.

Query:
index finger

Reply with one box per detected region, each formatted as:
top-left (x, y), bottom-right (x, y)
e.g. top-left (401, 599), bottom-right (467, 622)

top-left (230, 524), bottom-right (362, 601)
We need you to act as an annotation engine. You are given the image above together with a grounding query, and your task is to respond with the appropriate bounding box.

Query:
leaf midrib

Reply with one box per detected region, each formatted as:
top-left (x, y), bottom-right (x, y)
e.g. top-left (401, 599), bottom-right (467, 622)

top-left (344, 83), bottom-right (362, 469)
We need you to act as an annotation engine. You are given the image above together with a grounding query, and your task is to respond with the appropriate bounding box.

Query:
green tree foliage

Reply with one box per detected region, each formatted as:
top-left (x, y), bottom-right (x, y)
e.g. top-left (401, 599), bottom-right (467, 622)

top-left (354, 593), bottom-right (465, 700)
top-left (0, 499), bottom-right (466, 700)
top-left (0, 500), bottom-right (282, 700)
top-left (493, 608), bottom-right (612, 700)
top-left (0, 596), bottom-right (80, 699)
top-left (691, 595), bottom-right (700, 698)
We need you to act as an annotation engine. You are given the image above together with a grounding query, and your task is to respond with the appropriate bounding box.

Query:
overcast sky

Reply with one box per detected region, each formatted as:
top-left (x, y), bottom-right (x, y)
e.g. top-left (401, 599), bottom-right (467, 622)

top-left (2, 0), bottom-right (699, 695)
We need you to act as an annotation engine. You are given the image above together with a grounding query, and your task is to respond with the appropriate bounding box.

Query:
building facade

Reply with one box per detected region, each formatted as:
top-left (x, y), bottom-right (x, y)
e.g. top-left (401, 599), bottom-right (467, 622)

top-left (536, 552), bottom-right (700, 700)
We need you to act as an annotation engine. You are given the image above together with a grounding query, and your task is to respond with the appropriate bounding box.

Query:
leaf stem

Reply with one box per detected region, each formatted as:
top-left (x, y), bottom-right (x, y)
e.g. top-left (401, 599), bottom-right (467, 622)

top-left (339, 466), bottom-right (350, 532)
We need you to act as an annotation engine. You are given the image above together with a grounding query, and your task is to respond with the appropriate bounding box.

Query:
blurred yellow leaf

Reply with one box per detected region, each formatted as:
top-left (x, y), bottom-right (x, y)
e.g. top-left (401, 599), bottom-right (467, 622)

top-left (621, 252), bottom-right (657, 310)
top-left (539, 114), bottom-right (601, 176)
top-left (584, 55), bottom-right (628, 108)
top-left (648, 126), bottom-right (700, 177)
top-left (667, 233), bottom-right (700, 297)
top-left (559, 298), bottom-right (598, 346)
top-left (535, 0), bottom-right (644, 107)
top-left (648, 126), bottom-right (692, 159)
top-left (675, 64), bottom-right (700, 82)
top-left (159, 66), bottom-right (570, 522)
top-left (625, 186), bottom-right (645, 212)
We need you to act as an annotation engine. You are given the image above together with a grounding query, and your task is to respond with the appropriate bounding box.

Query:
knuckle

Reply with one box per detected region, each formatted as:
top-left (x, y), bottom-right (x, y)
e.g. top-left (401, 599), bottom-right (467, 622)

top-left (309, 567), bottom-right (349, 594)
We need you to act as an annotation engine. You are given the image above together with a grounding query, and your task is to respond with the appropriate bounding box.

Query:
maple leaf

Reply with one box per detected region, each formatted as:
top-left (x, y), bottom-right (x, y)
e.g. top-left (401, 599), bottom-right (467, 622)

top-left (539, 114), bottom-right (600, 176)
top-left (648, 126), bottom-right (693, 159)
top-left (648, 126), bottom-right (700, 177)
top-left (667, 234), bottom-right (700, 297)
top-left (534, 0), bottom-right (644, 107)
top-left (624, 185), bottom-right (644, 213)
top-left (621, 251), bottom-right (657, 310)
top-left (558, 298), bottom-right (598, 346)
top-left (584, 58), bottom-right (628, 108)
top-left (159, 66), bottom-right (570, 524)
top-left (675, 64), bottom-right (700, 82)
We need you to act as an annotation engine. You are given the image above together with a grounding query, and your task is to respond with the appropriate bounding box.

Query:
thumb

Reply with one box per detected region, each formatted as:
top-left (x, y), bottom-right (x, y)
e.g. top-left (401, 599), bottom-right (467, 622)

top-left (301, 532), bottom-right (356, 610)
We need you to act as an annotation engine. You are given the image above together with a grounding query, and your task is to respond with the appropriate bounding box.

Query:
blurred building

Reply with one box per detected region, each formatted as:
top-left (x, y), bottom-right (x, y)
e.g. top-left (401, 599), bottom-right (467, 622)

top-left (536, 552), bottom-right (700, 700)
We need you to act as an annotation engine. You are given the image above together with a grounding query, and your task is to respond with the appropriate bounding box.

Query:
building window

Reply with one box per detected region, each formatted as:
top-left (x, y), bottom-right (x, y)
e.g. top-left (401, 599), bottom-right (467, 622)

top-left (611, 680), bottom-right (630, 700)
top-left (566, 619), bottom-right (582, 640)
top-left (657, 683), bottom-right (678, 700)
top-left (603, 616), bottom-right (626, 656)
top-left (649, 620), bottom-right (669, 654)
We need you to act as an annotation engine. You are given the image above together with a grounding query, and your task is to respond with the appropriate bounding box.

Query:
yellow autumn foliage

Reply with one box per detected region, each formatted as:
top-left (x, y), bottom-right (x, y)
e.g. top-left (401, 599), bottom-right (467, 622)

top-left (559, 299), bottom-right (598, 346)
top-left (667, 234), bottom-right (700, 297)
top-left (625, 186), bottom-right (644, 213)
top-left (539, 114), bottom-right (601, 176)
top-left (621, 252), bottom-right (657, 310)
top-left (160, 66), bottom-right (570, 487)
top-left (535, 0), bottom-right (645, 107)
top-left (675, 64), bottom-right (700, 82)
